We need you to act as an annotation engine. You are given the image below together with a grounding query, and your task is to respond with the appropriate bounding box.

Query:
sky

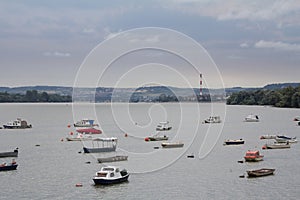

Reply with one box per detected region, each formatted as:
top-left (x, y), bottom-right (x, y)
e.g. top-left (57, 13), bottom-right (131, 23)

top-left (0, 0), bottom-right (299, 88)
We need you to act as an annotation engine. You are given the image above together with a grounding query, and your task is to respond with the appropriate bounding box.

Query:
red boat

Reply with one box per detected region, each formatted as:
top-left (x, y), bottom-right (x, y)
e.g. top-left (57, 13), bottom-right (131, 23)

top-left (244, 150), bottom-right (264, 162)
top-left (76, 128), bottom-right (102, 134)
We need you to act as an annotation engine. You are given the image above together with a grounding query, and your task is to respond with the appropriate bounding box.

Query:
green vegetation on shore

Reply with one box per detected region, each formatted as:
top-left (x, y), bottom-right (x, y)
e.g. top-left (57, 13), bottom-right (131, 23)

top-left (227, 86), bottom-right (300, 108)
top-left (0, 90), bottom-right (72, 102)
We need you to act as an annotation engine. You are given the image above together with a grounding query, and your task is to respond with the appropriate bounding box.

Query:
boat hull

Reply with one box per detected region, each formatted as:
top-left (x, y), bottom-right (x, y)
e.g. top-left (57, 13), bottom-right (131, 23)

top-left (161, 143), bottom-right (184, 148)
top-left (244, 157), bottom-right (263, 162)
top-left (0, 150), bottom-right (18, 158)
top-left (224, 141), bottom-right (245, 145)
top-left (93, 174), bottom-right (129, 185)
top-left (3, 125), bottom-right (31, 129)
top-left (247, 168), bottom-right (275, 177)
top-left (148, 136), bottom-right (168, 141)
top-left (156, 127), bottom-right (172, 131)
top-left (0, 164), bottom-right (18, 171)
top-left (97, 156), bottom-right (128, 163)
top-left (265, 144), bottom-right (290, 149)
top-left (83, 147), bottom-right (116, 153)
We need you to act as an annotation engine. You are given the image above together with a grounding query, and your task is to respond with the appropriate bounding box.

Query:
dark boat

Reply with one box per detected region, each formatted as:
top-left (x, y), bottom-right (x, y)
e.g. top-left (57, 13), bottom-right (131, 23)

top-left (0, 164), bottom-right (18, 171)
top-left (93, 166), bottom-right (129, 185)
top-left (247, 168), bottom-right (275, 178)
top-left (0, 148), bottom-right (18, 158)
top-left (224, 139), bottom-right (245, 145)
top-left (3, 118), bottom-right (32, 129)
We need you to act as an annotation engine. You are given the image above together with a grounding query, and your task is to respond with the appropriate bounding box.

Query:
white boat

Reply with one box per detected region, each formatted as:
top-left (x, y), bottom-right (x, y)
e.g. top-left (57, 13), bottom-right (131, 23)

top-left (66, 133), bottom-right (94, 141)
top-left (203, 116), bottom-right (221, 123)
top-left (93, 166), bottom-right (129, 185)
top-left (263, 142), bottom-right (291, 149)
top-left (245, 114), bottom-right (259, 122)
top-left (260, 135), bottom-right (277, 139)
top-left (97, 155), bottom-right (128, 163)
top-left (156, 121), bottom-right (172, 131)
top-left (83, 137), bottom-right (117, 153)
top-left (161, 142), bottom-right (184, 148)
top-left (74, 119), bottom-right (98, 127)
top-left (275, 135), bottom-right (297, 143)
top-left (3, 118), bottom-right (32, 129)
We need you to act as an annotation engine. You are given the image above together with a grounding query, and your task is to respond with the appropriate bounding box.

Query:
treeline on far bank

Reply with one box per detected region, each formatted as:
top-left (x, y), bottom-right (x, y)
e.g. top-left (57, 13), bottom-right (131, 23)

top-left (227, 86), bottom-right (300, 108)
top-left (0, 90), bottom-right (72, 103)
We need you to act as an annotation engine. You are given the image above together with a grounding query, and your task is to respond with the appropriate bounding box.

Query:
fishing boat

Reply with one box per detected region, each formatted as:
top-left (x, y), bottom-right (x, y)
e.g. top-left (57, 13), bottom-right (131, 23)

top-left (161, 142), bottom-right (184, 148)
top-left (83, 137), bottom-right (117, 153)
top-left (275, 135), bottom-right (297, 143)
top-left (244, 150), bottom-right (264, 162)
top-left (224, 139), bottom-right (245, 145)
top-left (0, 159), bottom-right (18, 171)
top-left (93, 166), bottom-right (129, 185)
top-left (262, 142), bottom-right (291, 149)
top-left (0, 148), bottom-right (18, 158)
top-left (203, 116), bottom-right (221, 123)
top-left (97, 155), bottom-right (128, 163)
top-left (66, 133), bottom-right (93, 141)
top-left (74, 119), bottom-right (99, 127)
top-left (244, 114), bottom-right (259, 122)
top-left (260, 135), bottom-right (277, 139)
top-left (76, 127), bottom-right (102, 134)
top-left (247, 168), bottom-right (275, 177)
top-left (3, 118), bottom-right (32, 129)
top-left (156, 121), bottom-right (172, 131)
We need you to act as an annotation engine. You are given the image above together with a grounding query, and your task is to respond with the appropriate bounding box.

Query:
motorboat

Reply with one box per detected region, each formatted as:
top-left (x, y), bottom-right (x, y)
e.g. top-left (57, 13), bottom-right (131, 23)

top-left (161, 142), bottom-right (184, 148)
top-left (146, 135), bottom-right (168, 141)
top-left (3, 118), bottom-right (32, 129)
top-left (260, 135), bottom-right (276, 139)
top-left (74, 119), bottom-right (99, 127)
top-left (244, 150), bottom-right (264, 162)
top-left (262, 142), bottom-right (291, 149)
top-left (0, 148), bottom-right (18, 158)
top-left (83, 137), bottom-right (117, 153)
top-left (97, 155), bottom-right (128, 163)
top-left (244, 114), bottom-right (259, 122)
top-left (203, 116), bottom-right (221, 123)
top-left (0, 159), bottom-right (18, 171)
top-left (224, 139), bottom-right (245, 145)
top-left (66, 133), bottom-right (93, 141)
top-left (156, 121), bottom-right (172, 131)
top-left (93, 166), bottom-right (129, 185)
top-left (247, 168), bottom-right (275, 178)
top-left (275, 135), bottom-right (297, 143)
top-left (76, 127), bottom-right (102, 134)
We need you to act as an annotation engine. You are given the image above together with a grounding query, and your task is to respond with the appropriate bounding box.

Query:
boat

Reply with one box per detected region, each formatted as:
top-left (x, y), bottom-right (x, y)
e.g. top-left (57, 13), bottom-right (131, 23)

top-left (3, 118), bottom-right (32, 129)
top-left (97, 155), bottom-right (128, 163)
top-left (66, 133), bottom-right (94, 141)
top-left (0, 159), bottom-right (18, 171)
top-left (244, 114), bottom-right (259, 122)
top-left (224, 139), bottom-right (245, 145)
top-left (74, 119), bottom-right (99, 127)
top-left (203, 116), bottom-right (221, 123)
top-left (244, 150), bottom-right (264, 162)
top-left (156, 121), bottom-right (172, 131)
top-left (93, 166), bottom-right (129, 185)
top-left (76, 127), bottom-right (102, 134)
top-left (275, 135), bottom-right (297, 143)
top-left (0, 148), bottom-right (18, 158)
top-left (147, 135), bottom-right (168, 141)
top-left (83, 137), bottom-right (117, 153)
top-left (263, 142), bottom-right (291, 149)
top-left (260, 135), bottom-right (276, 139)
top-left (294, 116), bottom-right (300, 121)
top-left (247, 168), bottom-right (275, 177)
top-left (161, 142), bottom-right (184, 148)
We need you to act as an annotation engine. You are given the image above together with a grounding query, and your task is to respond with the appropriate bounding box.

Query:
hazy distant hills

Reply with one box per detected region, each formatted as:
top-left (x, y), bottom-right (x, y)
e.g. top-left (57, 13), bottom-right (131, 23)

top-left (0, 82), bottom-right (299, 102)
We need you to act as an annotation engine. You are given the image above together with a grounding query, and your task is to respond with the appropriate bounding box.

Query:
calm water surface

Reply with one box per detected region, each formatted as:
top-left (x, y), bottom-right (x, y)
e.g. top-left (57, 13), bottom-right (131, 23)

top-left (0, 103), bottom-right (299, 200)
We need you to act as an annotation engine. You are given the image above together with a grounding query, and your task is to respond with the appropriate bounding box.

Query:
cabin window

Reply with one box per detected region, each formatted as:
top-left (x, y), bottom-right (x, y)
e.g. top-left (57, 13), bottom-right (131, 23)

top-left (110, 173), bottom-right (114, 177)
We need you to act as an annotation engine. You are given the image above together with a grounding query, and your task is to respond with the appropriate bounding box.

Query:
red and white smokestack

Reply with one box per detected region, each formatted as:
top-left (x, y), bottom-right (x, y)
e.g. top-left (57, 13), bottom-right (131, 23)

top-left (199, 73), bottom-right (203, 96)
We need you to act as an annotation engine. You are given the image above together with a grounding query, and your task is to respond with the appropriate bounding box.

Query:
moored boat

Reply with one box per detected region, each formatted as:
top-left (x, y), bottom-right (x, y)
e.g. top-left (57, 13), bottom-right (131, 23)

top-left (161, 142), bottom-right (184, 148)
top-left (0, 159), bottom-right (18, 171)
top-left (156, 121), bottom-right (172, 131)
top-left (247, 168), bottom-right (275, 177)
top-left (93, 166), bottom-right (129, 185)
top-left (66, 134), bottom-right (94, 141)
top-left (83, 137), bottom-right (117, 153)
top-left (76, 127), bottom-right (102, 134)
top-left (244, 114), bottom-right (259, 122)
top-left (97, 155), bottom-right (128, 163)
top-left (224, 139), bottom-right (245, 145)
top-left (263, 142), bottom-right (291, 149)
top-left (244, 150), bottom-right (264, 162)
top-left (275, 135), bottom-right (297, 143)
top-left (0, 148), bottom-right (18, 158)
top-left (3, 118), bottom-right (32, 129)
top-left (203, 116), bottom-right (221, 123)
top-left (260, 135), bottom-right (276, 139)
top-left (74, 119), bottom-right (99, 127)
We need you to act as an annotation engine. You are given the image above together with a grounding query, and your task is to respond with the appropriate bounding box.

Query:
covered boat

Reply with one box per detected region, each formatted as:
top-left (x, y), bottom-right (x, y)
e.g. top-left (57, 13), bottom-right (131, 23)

top-left (93, 166), bottom-right (129, 185)
top-left (3, 118), bottom-right (32, 129)
top-left (76, 127), bottom-right (102, 134)
top-left (83, 137), bottom-right (117, 153)
top-left (74, 119), bottom-right (98, 127)
top-left (244, 150), bottom-right (264, 162)
top-left (203, 116), bottom-right (221, 123)
top-left (244, 114), bottom-right (259, 122)
top-left (247, 168), bottom-right (275, 177)
top-left (224, 139), bottom-right (245, 145)
top-left (156, 121), bottom-right (172, 131)
top-left (0, 148), bottom-right (18, 158)
top-left (161, 142), bottom-right (184, 148)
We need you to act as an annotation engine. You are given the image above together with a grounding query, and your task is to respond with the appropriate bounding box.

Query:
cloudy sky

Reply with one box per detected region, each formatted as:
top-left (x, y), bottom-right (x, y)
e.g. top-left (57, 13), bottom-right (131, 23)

top-left (1, 0), bottom-right (299, 88)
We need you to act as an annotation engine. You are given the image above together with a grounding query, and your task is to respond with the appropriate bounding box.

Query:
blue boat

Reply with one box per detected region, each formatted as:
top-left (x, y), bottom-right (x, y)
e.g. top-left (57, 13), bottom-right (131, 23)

top-left (93, 166), bottom-right (129, 185)
top-left (0, 164), bottom-right (18, 171)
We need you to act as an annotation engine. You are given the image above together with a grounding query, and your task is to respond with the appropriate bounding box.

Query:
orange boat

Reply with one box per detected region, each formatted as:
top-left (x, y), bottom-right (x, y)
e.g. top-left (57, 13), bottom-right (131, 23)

top-left (244, 150), bottom-right (264, 162)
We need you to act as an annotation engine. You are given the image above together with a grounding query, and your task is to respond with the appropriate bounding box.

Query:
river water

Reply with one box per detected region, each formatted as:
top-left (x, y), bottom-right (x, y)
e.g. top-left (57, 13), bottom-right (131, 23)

top-left (0, 103), bottom-right (299, 200)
